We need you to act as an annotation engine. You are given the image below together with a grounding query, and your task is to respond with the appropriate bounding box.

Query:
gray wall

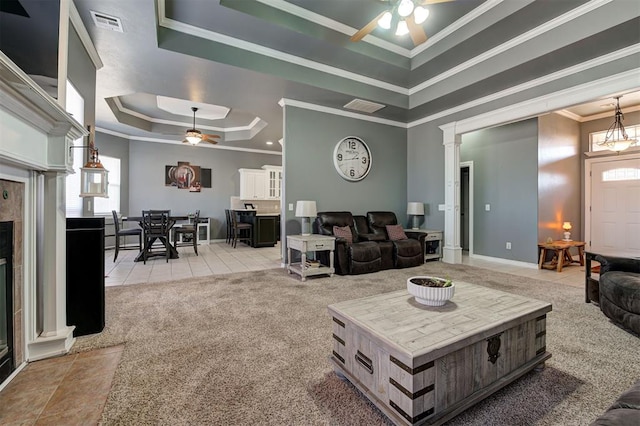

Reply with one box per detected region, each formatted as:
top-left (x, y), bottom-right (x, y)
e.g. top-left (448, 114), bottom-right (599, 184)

top-left (66, 25), bottom-right (97, 216)
top-left (128, 141), bottom-right (281, 239)
top-left (283, 106), bottom-right (408, 236)
top-left (460, 119), bottom-right (539, 263)
top-left (537, 113), bottom-right (581, 242)
top-left (96, 132), bottom-right (131, 215)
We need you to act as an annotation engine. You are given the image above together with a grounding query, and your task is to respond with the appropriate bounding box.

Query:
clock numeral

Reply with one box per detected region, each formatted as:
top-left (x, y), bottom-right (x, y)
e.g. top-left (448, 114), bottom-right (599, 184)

top-left (362, 157), bottom-right (367, 164)
top-left (349, 140), bottom-right (356, 149)
top-left (337, 153), bottom-right (342, 161)
top-left (350, 169), bottom-right (355, 177)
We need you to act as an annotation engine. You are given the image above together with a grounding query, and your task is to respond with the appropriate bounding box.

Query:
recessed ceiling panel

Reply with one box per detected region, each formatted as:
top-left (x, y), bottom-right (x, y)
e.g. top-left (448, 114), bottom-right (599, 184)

top-left (156, 95), bottom-right (230, 120)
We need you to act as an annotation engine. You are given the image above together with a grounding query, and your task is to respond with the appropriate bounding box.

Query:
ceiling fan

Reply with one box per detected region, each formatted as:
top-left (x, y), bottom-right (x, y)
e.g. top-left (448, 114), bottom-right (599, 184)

top-left (350, 0), bottom-right (455, 47)
top-left (183, 107), bottom-right (220, 145)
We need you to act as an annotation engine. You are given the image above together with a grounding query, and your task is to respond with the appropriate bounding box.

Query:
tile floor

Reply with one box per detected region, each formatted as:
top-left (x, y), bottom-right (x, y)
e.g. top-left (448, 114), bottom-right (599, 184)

top-left (0, 242), bottom-right (587, 425)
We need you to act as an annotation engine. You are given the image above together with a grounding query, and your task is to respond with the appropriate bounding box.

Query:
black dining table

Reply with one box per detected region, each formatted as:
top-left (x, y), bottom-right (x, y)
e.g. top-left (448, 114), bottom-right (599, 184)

top-left (123, 215), bottom-right (188, 262)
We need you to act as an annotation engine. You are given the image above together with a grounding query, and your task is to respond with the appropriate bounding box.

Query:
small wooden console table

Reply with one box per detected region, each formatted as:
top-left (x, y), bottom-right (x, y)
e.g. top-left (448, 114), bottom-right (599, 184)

top-left (537, 240), bottom-right (585, 272)
top-left (287, 234), bottom-right (335, 281)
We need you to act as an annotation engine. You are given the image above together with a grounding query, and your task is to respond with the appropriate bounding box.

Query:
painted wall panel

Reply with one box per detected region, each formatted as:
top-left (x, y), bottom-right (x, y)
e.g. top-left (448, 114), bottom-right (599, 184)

top-left (127, 141), bottom-right (281, 239)
top-left (537, 113), bottom-right (581, 242)
top-left (283, 106), bottom-right (407, 237)
top-left (460, 119), bottom-right (539, 263)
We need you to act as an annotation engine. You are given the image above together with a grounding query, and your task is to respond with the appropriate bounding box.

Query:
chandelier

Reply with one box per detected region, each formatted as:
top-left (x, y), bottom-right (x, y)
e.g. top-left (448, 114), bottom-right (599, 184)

top-left (378, 0), bottom-right (430, 36)
top-left (598, 96), bottom-right (638, 153)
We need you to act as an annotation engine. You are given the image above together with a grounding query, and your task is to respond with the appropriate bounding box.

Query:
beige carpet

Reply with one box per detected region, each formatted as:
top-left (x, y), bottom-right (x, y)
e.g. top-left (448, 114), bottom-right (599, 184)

top-left (74, 263), bottom-right (640, 425)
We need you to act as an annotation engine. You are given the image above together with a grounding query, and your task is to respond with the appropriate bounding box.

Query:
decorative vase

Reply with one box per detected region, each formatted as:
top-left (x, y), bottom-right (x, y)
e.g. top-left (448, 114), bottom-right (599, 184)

top-left (407, 276), bottom-right (455, 306)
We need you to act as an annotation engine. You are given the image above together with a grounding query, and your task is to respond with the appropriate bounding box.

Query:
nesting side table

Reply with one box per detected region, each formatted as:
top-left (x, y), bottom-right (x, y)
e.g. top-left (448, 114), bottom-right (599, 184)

top-left (287, 234), bottom-right (335, 281)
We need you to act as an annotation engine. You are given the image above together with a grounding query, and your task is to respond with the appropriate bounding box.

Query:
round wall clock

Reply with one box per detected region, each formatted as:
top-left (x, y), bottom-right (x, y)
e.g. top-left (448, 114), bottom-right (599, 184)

top-left (333, 136), bottom-right (372, 181)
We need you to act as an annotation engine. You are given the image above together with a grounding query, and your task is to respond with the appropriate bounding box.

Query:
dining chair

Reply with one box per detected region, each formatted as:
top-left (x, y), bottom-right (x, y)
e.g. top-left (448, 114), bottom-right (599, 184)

top-left (142, 210), bottom-right (171, 263)
top-left (230, 210), bottom-right (252, 248)
top-left (111, 210), bottom-right (142, 262)
top-left (173, 210), bottom-right (199, 255)
top-left (224, 209), bottom-right (232, 244)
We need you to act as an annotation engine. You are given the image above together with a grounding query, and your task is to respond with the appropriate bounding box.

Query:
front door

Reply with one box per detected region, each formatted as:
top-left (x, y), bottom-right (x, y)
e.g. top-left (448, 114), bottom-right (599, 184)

top-left (589, 156), bottom-right (640, 256)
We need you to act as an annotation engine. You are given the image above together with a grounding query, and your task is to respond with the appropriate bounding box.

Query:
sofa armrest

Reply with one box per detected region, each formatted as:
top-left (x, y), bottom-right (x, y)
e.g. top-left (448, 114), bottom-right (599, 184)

top-left (595, 255), bottom-right (640, 275)
top-left (405, 231), bottom-right (427, 244)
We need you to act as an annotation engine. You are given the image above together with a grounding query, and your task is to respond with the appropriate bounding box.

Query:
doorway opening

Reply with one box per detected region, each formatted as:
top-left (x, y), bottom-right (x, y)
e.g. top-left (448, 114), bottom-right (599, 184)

top-left (460, 162), bottom-right (473, 255)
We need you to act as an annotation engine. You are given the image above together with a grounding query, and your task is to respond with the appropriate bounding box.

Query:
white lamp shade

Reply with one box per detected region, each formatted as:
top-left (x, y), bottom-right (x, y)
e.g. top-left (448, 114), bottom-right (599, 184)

top-left (407, 202), bottom-right (424, 216)
top-left (295, 200), bottom-right (317, 218)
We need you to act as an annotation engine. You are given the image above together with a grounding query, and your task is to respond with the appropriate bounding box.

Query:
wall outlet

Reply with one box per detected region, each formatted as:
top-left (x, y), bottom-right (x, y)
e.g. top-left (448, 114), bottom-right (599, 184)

top-left (506, 242), bottom-right (511, 250)
top-left (438, 204), bottom-right (445, 211)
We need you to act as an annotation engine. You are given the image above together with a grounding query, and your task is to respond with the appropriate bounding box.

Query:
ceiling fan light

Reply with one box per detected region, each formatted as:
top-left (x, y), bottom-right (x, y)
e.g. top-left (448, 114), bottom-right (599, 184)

top-left (378, 11), bottom-right (392, 29)
top-left (396, 20), bottom-right (409, 36)
top-left (398, 0), bottom-right (414, 17)
top-left (413, 6), bottom-right (429, 24)
top-left (186, 130), bottom-right (202, 145)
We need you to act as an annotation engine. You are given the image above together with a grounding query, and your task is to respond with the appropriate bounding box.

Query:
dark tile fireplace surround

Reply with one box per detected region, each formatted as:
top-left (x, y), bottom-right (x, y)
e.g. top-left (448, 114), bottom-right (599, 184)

top-left (0, 179), bottom-right (24, 385)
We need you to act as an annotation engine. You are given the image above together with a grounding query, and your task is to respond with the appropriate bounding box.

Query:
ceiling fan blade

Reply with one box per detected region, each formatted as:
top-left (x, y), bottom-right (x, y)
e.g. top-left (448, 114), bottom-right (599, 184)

top-left (406, 15), bottom-right (428, 46)
top-left (350, 11), bottom-right (386, 42)
top-left (201, 137), bottom-right (218, 145)
top-left (202, 134), bottom-right (220, 139)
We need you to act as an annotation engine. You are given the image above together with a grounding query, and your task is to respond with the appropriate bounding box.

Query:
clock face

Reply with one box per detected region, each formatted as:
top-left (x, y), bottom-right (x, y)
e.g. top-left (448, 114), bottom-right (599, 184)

top-left (333, 136), bottom-right (372, 181)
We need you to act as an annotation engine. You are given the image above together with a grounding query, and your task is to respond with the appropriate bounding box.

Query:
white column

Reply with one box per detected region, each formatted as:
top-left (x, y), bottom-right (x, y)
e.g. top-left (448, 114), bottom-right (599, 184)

top-left (28, 171), bottom-right (75, 360)
top-left (440, 123), bottom-right (463, 264)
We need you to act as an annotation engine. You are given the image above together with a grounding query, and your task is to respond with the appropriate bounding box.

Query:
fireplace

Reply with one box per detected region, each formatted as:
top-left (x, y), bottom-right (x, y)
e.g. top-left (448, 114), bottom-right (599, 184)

top-left (0, 221), bottom-right (13, 384)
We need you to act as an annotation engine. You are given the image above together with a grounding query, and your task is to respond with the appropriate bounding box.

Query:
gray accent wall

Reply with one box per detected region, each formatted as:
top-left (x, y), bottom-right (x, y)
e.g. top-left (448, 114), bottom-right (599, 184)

top-left (537, 113), bottom-right (581, 242)
top-left (460, 119), bottom-right (539, 263)
top-left (283, 106), bottom-right (407, 237)
top-left (97, 135), bottom-right (281, 240)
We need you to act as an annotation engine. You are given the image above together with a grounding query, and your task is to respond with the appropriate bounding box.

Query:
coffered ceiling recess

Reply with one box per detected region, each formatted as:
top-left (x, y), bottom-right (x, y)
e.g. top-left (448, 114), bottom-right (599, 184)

top-left (66, 0), bottom-right (640, 153)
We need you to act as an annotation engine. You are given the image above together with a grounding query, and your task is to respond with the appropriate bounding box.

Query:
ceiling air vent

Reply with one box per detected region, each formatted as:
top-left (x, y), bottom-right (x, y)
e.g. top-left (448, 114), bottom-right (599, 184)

top-left (343, 99), bottom-right (385, 114)
top-left (90, 11), bottom-right (123, 32)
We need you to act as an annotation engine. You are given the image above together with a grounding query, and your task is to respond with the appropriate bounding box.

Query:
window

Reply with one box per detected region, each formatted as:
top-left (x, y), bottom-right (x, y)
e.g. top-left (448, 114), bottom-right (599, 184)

top-left (590, 123), bottom-right (639, 152)
top-left (93, 156), bottom-right (121, 214)
top-left (65, 80), bottom-right (84, 216)
top-left (602, 168), bottom-right (640, 182)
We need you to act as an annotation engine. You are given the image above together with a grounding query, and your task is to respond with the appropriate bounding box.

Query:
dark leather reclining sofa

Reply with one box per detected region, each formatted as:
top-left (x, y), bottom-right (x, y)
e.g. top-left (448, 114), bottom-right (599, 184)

top-left (313, 211), bottom-right (426, 275)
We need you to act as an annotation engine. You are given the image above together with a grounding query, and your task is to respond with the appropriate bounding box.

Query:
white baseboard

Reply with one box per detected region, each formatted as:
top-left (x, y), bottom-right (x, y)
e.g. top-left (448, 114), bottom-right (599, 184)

top-left (469, 253), bottom-right (538, 269)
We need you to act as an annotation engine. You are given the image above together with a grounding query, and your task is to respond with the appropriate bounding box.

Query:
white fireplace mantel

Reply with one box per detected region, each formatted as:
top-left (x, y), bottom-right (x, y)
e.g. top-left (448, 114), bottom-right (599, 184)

top-left (0, 51), bottom-right (88, 365)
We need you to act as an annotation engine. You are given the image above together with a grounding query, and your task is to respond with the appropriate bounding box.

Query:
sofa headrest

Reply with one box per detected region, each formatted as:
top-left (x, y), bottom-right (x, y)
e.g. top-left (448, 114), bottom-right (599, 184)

top-left (314, 212), bottom-right (355, 237)
top-left (367, 211), bottom-right (398, 235)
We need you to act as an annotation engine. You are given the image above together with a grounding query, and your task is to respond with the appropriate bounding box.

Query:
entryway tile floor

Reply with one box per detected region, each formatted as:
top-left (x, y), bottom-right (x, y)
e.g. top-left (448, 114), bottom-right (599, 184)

top-left (0, 243), bottom-right (587, 425)
top-left (0, 345), bottom-right (123, 425)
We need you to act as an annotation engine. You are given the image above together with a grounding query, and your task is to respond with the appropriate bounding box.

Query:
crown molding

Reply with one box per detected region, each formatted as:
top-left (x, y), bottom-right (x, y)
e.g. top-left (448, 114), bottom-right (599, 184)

top-left (409, 44), bottom-right (640, 127)
top-left (409, 0), bottom-right (613, 95)
top-left (279, 98), bottom-right (407, 128)
top-left (95, 127), bottom-right (281, 155)
top-left (254, 0), bottom-right (410, 57)
top-left (157, 0), bottom-right (408, 95)
top-left (69, 1), bottom-right (103, 69)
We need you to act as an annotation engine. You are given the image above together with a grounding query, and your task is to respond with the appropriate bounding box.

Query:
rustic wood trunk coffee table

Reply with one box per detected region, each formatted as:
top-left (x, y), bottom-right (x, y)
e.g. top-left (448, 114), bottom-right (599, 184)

top-left (328, 281), bottom-right (552, 425)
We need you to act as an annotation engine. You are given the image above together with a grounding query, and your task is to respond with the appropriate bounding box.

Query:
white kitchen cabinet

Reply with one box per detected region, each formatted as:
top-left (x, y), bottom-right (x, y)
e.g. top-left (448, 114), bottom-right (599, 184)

top-left (239, 168), bottom-right (266, 200)
top-left (262, 165), bottom-right (282, 199)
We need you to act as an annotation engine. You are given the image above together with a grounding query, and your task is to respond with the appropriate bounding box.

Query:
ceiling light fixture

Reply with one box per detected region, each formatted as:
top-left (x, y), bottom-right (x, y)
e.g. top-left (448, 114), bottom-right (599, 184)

top-left (598, 96), bottom-right (638, 153)
top-left (186, 107), bottom-right (203, 145)
top-left (379, 0), bottom-right (432, 37)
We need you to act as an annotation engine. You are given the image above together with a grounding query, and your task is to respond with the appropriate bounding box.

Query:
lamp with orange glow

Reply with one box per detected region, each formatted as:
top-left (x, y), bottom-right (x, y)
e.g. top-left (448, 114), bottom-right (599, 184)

top-left (562, 222), bottom-right (572, 241)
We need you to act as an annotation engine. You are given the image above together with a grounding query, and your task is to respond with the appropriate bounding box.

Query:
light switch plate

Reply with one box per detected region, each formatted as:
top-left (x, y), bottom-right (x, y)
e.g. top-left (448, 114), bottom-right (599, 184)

top-left (288, 203), bottom-right (294, 211)
top-left (485, 204), bottom-right (491, 211)
top-left (438, 204), bottom-right (445, 211)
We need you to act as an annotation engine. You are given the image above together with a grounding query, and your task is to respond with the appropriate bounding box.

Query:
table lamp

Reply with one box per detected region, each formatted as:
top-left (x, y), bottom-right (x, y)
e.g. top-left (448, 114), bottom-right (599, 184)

top-left (562, 222), bottom-right (572, 241)
top-left (407, 202), bottom-right (425, 230)
top-left (296, 200), bottom-right (317, 236)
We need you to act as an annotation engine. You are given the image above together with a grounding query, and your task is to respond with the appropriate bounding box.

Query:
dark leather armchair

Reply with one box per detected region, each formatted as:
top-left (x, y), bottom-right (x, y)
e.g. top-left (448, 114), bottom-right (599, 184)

top-left (366, 211), bottom-right (426, 269)
top-left (314, 212), bottom-right (382, 275)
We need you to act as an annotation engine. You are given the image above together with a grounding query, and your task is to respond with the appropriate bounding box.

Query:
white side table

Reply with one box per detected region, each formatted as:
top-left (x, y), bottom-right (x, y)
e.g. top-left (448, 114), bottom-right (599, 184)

top-left (405, 229), bottom-right (443, 261)
top-left (287, 234), bottom-right (335, 281)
